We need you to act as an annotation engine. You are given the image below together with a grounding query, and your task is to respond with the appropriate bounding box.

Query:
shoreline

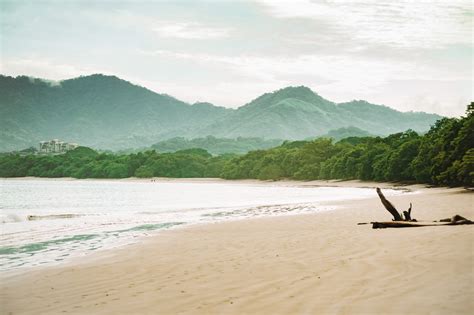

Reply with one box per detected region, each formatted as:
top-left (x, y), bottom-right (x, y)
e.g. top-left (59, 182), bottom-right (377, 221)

top-left (1, 179), bottom-right (409, 275)
top-left (1, 181), bottom-right (472, 314)
top-left (1, 176), bottom-right (419, 188)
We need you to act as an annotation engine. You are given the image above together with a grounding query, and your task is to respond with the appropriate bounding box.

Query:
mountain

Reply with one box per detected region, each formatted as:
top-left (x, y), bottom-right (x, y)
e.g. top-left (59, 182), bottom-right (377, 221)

top-left (319, 126), bottom-right (374, 141)
top-left (150, 136), bottom-right (283, 155)
top-left (0, 74), bottom-right (442, 152)
top-left (191, 86), bottom-right (441, 139)
top-left (0, 74), bottom-right (231, 151)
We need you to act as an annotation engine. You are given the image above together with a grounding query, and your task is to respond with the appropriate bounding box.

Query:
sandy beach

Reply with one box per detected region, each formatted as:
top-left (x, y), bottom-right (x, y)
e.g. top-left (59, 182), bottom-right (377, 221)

top-left (1, 180), bottom-right (473, 314)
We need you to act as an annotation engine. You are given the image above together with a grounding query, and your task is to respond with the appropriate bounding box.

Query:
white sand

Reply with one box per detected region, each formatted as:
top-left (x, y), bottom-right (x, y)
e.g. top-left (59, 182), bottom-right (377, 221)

top-left (1, 180), bottom-right (473, 314)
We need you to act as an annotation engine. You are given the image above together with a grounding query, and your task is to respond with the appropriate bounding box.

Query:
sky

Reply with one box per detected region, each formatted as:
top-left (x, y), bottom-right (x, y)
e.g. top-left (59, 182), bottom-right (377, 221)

top-left (0, 0), bottom-right (472, 117)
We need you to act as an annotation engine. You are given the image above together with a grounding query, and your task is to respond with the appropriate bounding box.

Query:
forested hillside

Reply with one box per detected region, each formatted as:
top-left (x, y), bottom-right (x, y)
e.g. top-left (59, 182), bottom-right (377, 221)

top-left (220, 104), bottom-right (473, 186)
top-left (150, 136), bottom-right (283, 155)
top-left (0, 75), bottom-right (231, 151)
top-left (194, 86), bottom-right (440, 139)
top-left (1, 104), bottom-right (471, 187)
top-left (318, 126), bottom-right (374, 141)
top-left (1, 74), bottom-right (441, 151)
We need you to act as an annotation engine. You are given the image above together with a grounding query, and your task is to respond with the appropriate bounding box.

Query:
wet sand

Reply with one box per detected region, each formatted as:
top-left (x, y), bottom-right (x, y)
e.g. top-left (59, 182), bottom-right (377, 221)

top-left (1, 180), bottom-right (473, 314)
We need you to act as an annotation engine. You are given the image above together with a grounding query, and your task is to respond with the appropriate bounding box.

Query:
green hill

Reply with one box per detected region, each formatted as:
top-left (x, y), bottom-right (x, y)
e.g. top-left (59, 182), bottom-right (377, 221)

top-left (193, 86), bottom-right (441, 139)
top-left (0, 74), bottom-right (231, 151)
top-left (0, 75), bottom-right (442, 152)
top-left (150, 136), bottom-right (283, 155)
top-left (319, 126), bottom-right (374, 141)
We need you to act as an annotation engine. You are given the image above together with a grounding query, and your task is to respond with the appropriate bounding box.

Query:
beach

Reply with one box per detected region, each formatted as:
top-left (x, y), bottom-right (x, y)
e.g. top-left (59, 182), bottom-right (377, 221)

top-left (1, 180), bottom-right (473, 314)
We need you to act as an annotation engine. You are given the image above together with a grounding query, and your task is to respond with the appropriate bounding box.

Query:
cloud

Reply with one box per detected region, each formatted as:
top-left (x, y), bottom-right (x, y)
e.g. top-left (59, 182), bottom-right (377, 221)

top-left (153, 22), bottom-right (231, 39)
top-left (139, 48), bottom-right (471, 115)
top-left (257, 0), bottom-right (472, 49)
top-left (139, 48), bottom-right (429, 90)
top-left (81, 9), bottom-right (232, 40)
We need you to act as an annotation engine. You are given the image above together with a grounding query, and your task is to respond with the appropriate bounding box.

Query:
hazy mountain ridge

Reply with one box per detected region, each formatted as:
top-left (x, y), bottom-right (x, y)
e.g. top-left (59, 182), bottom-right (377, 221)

top-left (0, 74), bottom-right (442, 151)
top-left (150, 136), bottom-right (284, 155)
top-left (0, 74), bottom-right (231, 151)
top-left (195, 87), bottom-right (441, 139)
top-left (319, 126), bottom-right (374, 141)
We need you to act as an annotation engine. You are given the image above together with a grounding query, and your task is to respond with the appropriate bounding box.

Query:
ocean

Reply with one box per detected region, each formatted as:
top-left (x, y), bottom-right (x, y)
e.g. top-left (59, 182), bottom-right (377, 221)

top-left (0, 178), bottom-right (403, 272)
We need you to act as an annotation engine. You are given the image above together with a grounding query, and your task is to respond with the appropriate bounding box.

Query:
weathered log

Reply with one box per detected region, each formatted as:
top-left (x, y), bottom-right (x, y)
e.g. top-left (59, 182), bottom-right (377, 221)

top-left (376, 187), bottom-right (403, 221)
top-left (372, 219), bottom-right (474, 229)
top-left (373, 221), bottom-right (423, 228)
top-left (438, 215), bottom-right (471, 223)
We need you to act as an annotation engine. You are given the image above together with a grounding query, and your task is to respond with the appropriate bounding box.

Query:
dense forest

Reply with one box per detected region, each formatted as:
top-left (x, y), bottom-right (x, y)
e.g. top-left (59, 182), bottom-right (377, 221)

top-left (0, 104), bottom-right (472, 187)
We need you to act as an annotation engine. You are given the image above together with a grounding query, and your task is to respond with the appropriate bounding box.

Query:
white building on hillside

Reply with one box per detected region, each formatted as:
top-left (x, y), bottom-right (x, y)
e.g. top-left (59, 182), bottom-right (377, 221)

top-left (39, 139), bottom-right (79, 154)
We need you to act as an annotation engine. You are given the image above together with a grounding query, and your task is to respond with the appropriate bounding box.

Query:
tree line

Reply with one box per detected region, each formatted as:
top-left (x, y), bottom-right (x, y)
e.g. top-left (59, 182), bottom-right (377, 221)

top-left (0, 104), bottom-right (472, 187)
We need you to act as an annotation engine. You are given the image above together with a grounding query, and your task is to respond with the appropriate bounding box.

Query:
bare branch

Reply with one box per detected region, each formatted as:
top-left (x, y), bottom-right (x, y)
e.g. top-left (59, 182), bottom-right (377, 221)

top-left (403, 203), bottom-right (412, 221)
top-left (376, 187), bottom-right (403, 221)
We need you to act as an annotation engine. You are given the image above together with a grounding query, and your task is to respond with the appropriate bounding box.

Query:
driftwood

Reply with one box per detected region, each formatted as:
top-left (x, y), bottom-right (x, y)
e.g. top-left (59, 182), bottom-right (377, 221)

top-left (366, 188), bottom-right (473, 229)
top-left (27, 214), bottom-right (80, 221)
top-left (376, 187), bottom-right (403, 221)
top-left (372, 217), bottom-right (474, 229)
top-left (403, 203), bottom-right (412, 221)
